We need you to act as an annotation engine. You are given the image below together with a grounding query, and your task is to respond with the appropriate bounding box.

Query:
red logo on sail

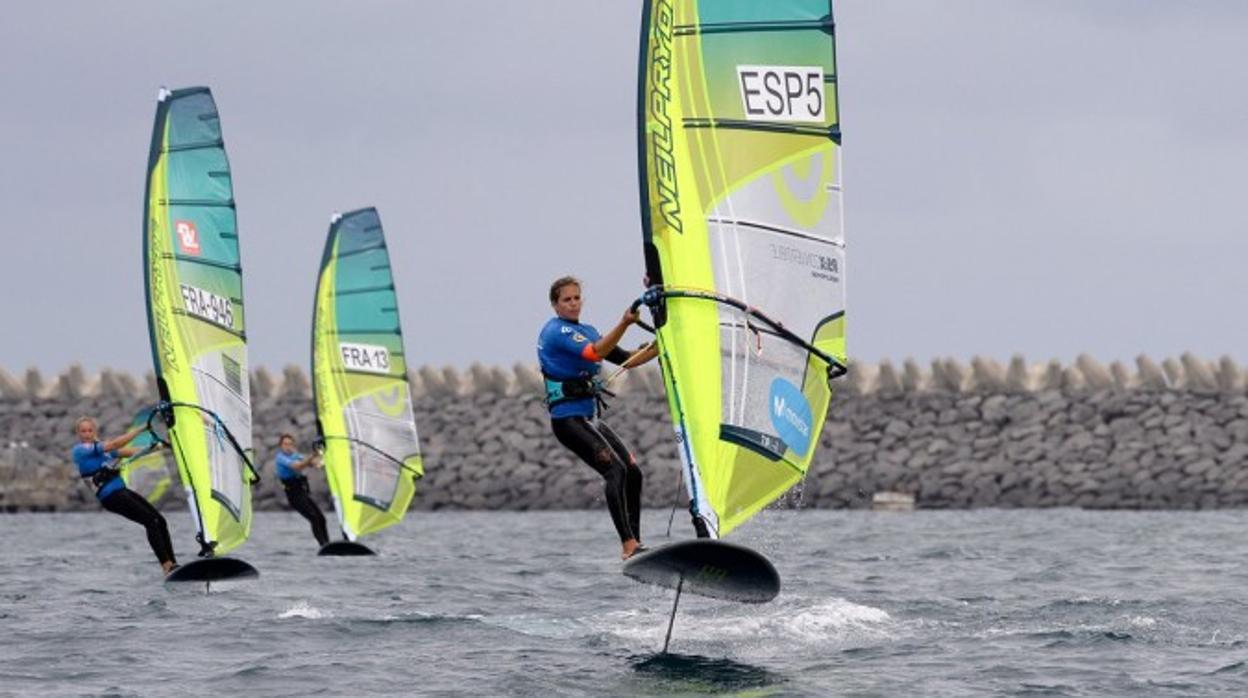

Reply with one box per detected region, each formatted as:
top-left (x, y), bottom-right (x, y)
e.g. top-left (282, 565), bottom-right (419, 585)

top-left (175, 220), bottom-right (201, 255)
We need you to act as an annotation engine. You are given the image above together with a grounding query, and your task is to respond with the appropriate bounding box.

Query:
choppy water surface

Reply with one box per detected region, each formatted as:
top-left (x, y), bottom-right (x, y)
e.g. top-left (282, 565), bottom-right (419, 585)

top-left (4, 508), bottom-right (1248, 696)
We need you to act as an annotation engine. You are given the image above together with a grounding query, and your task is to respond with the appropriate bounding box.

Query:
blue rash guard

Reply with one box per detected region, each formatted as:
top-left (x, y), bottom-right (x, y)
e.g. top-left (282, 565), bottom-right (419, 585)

top-left (71, 441), bottom-right (126, 501)
top-left (537, 317), bottom-right (603, 419)
top-left (275, 451), bottom-right (305, 482)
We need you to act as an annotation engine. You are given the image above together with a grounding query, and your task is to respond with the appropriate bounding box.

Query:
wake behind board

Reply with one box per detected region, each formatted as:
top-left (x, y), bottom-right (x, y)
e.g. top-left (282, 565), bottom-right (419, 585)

top-left (318, 541), bottom-right (375, 556)
top-left (622, 540), bottom-right (779, 604)
top-left (164, 557), bottom-right (259, 584)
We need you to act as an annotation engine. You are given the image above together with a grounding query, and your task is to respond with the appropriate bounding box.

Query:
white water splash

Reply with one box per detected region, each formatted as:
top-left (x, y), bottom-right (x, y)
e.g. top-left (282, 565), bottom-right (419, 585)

top-left (776, 599), bottom-right (894, 641)
top-left (1126, 615), bottom-right (1157, 629)
top-left (278, 601), bottom-right (328, 620)
top-left (603, 597), bottom-right (893, 647)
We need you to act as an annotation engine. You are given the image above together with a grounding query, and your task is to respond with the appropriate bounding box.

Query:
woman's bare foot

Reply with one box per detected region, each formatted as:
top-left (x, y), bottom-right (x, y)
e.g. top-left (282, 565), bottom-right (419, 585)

top-left (161, 560), bottom-right (177, 575)
top-left (621, 539), bottom-right (643, 560)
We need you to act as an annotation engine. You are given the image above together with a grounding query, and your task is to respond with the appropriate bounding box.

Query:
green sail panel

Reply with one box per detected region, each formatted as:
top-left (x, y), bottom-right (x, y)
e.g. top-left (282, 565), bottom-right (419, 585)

top-left (638, 0), bottom-right (847, 537)
top-left (312, 207), bottom-right (423, 541)
top-left (119, 407), bottom-right (173, 505)
top-left (143, 86), bottom-right (256, 556)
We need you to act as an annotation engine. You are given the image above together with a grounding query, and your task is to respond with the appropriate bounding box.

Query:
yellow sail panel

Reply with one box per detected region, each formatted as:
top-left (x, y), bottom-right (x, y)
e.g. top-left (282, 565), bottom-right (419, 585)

top-left (144, 87), bottom-right (255, 555)
top-left (312, 208), bottom-right (422, 541)
top-left (639, 1), bottom-right (846, 537)
top-left (119, 408), bottom-right (173, 505)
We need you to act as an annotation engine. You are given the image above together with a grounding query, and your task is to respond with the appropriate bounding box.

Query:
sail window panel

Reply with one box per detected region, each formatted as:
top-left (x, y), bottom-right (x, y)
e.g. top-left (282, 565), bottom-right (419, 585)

top-left (352, 447), bottom-right (399, 511)
top-left (191, 351), bottom-right (253, 522)
top-left (123, 454), bottom-right (171, 503)
top-left (120, 409), bottom-right (174, 504)
top-left (707, 153), bottom-right (844, 452)
top-left (345, 391), bottom-right (420, 511)
top-left (715, 325), bottom-right (810, 445)
top-left (707, 223), bottom-right (844, 331)
top-left (706, 220), bottom-right (844, 340)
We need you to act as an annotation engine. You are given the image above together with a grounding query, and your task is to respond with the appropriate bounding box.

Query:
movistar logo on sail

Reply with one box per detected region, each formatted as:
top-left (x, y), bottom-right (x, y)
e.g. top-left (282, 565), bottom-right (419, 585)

top-left (179, 283), bottom-right (234, 330)
top-left (768, 377), bottom-right (814, 456)
top-left (340, 342), bottom-right (391, 374)
top-left (648, 0), bottom-right (682, 233)
top-left (773, 396), bottom-right (810, 438)
top-left (737, 66), bottom-right (825, 123)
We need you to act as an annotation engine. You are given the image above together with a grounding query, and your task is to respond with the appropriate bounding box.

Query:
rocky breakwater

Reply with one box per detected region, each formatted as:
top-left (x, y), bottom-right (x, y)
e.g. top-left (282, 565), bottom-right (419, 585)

top-left (2, 353), bottom-right (1248, 513)
top-left (807, 354), bottom-right (1248, 510)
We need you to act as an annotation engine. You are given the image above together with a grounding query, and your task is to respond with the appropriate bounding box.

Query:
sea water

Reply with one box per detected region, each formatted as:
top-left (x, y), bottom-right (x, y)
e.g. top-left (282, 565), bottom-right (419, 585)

top-left (3, 508), bottom-right (1247, 696)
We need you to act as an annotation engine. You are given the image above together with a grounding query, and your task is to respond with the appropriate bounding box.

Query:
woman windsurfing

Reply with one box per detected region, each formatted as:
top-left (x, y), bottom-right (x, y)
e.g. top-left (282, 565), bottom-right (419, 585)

top-left (70, 416), bottom-right (178, 574)
top-left (537, 276), bottom-right (657, 560)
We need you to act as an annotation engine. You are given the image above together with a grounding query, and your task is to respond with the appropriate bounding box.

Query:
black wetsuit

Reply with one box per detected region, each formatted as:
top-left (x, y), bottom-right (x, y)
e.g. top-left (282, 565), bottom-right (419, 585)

top-left (72, 440), bottom-right (177, 565)
top-left (282, 477), bottom-right (330, 546)
top-left (551, 416), bottom-right (643, 543)
top-left (540, 316), bottom-right (646, 544)
top-left (101, 489), bottom-right (178, 565)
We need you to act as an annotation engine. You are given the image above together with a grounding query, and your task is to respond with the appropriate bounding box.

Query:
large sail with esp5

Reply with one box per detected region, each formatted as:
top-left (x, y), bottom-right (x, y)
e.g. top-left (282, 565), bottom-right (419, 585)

top-left (637, 0), bottom-right (848, 538)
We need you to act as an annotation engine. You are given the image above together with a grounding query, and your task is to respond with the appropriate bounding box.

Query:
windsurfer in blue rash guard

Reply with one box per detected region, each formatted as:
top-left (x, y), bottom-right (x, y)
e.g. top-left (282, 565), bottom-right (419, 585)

top-left (275, 434), bottom-right (330, 547)
top-left (539, 276), bottom-right (658, 560)
top-left (70, 416), bottom-right (178, 574)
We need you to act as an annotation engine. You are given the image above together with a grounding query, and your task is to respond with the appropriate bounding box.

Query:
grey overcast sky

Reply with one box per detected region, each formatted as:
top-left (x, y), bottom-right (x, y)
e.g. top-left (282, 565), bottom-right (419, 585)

top-left (2, 1), bottom-right (1246, 375)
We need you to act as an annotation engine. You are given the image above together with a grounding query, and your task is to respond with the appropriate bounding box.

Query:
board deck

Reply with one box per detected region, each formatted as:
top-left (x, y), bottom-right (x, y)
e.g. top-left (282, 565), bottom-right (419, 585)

top-left (317, 541), bottom-right (376, 556)
top-left (164, 556), bottom-right (259, 583)
top-left (622, 539), bottom-right (780, 603)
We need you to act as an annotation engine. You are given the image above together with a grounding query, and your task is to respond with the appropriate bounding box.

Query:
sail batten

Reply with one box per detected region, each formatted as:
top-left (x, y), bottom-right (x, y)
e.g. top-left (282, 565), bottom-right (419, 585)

top-left (639, 0), bottom-right (847, 538)
top-left (312, 208), bottom-right (423, 542)
top-left (143, 86), bottom-right (255, 556)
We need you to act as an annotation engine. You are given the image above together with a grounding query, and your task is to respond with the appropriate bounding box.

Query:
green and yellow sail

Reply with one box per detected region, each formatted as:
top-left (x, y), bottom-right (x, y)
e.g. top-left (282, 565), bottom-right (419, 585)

top-left (638, 0), bottom-right (847, 537)
top-left (119, 407), bottom-right (173, 505)
top-left (143, 86), bottom-right (257, 556)
top-left (312, 208), bottom-right (423, 541)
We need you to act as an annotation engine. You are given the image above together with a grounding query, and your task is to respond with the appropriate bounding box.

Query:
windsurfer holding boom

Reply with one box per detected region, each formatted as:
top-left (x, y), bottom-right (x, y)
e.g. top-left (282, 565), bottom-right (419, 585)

top-left (275, 434), bottom-right (330, 547)
top-left (70, 416), bottom-right (178, 574)
top-left (538, 276), bottom-right (658, 560)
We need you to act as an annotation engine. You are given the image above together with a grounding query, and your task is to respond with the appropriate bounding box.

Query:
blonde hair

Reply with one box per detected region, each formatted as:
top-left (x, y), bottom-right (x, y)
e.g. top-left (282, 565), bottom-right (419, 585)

top-left (74, 416), bottom-right (96, 433)
top-left (549, 275), bottom-right (582, 304)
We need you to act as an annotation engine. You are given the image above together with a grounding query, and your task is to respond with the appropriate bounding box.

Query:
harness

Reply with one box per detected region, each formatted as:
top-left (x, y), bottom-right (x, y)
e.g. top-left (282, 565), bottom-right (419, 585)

top-left (543, 375), bottom-right (615, 413)
top-left (82, 461), bottom-right (122, 495)
top-left (281, 474), bottom-right (310, 492)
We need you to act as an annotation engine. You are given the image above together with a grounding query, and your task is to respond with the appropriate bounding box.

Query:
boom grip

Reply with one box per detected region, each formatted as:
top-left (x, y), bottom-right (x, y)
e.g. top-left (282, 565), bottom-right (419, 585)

top-left (630, 295), bottom-right (657, 335)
